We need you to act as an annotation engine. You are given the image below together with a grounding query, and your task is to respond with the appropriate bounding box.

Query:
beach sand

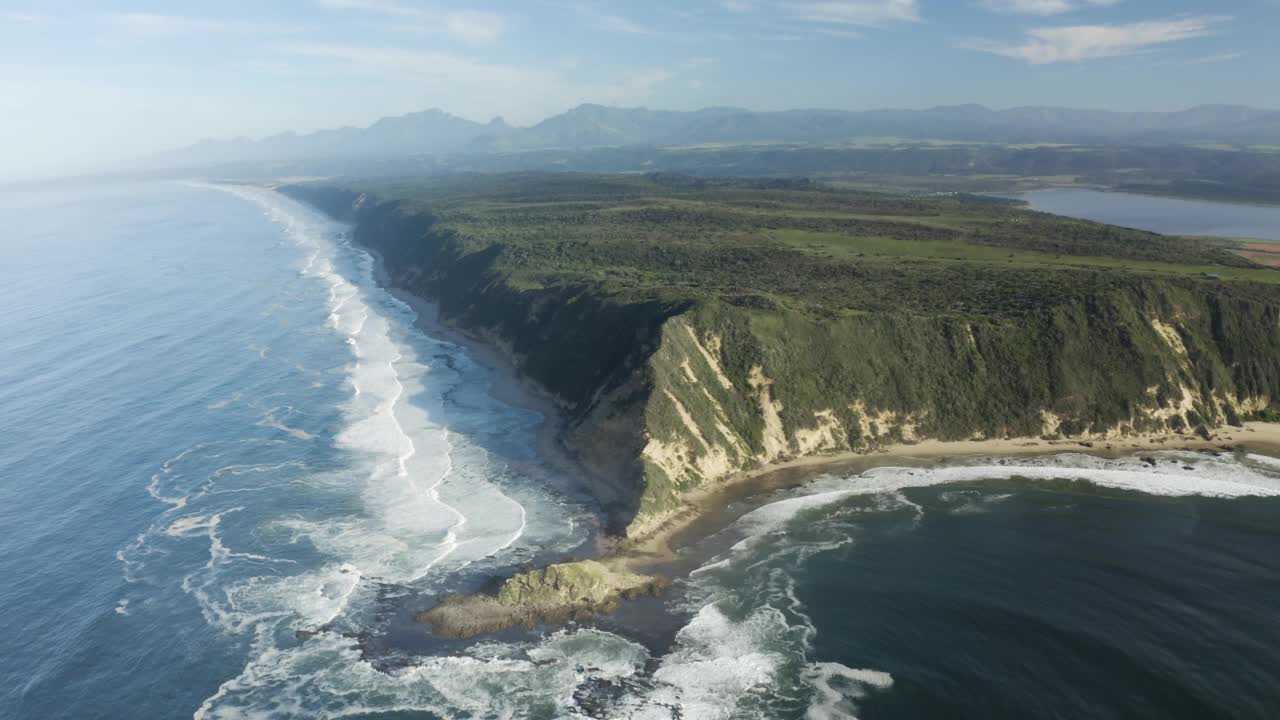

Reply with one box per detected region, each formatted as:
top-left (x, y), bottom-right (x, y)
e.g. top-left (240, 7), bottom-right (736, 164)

top-left (613, 423), bottom-right (1280, 573)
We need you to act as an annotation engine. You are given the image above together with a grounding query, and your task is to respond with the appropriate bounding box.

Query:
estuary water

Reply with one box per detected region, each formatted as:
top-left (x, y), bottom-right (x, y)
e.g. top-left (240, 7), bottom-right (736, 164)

top-left (3, 182), bottom-right (1280, 719)
top-left (1016, 188), bottom-right (1280, 240)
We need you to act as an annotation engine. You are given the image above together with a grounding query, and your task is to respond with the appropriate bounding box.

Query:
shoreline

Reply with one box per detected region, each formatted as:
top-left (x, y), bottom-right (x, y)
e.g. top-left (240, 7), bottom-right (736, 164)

top-left (614, 424), bottom-right (1280, 573)
top-left (415, 420), bottom-right (1280, 639)
top-left (362, 244), bottom-right (616, 559)
top-left (327, 192), bottom-right (1280, 639)
top-left (1014, 182), bottom-right (1280, 212)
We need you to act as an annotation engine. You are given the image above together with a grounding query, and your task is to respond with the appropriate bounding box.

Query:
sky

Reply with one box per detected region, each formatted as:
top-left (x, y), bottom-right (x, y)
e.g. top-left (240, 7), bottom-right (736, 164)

top-left (2, 0), bottom-right (1278, 179)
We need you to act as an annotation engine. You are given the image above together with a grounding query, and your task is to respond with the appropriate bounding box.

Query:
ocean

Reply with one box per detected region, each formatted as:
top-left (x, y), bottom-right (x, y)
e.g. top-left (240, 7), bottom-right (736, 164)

top-left (2, 182), bottom-right (1280, 719)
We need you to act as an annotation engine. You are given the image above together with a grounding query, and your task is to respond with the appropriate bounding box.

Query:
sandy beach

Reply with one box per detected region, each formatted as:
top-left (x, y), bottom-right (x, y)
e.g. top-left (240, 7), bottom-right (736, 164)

top-left (614, 423), bottom-right (1280, 573)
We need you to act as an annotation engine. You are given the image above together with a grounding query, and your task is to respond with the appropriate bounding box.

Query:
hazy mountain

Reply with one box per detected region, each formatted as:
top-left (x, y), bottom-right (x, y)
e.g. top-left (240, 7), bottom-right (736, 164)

top-left (144, 103), bottom-right (1280, 172)
top-left (144, 108), bottom-right (497, 169)
top-left (466, 104), bottom-right (750, 151)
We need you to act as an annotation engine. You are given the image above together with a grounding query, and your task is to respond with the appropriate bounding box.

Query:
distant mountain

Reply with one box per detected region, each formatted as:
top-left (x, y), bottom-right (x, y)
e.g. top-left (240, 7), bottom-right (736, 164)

top-left (466, 104), bottom-right (750, 151)
top-left (144, 108), bottom-right (501, 169)
top-left (143, 103), bottom-right (1280, 172)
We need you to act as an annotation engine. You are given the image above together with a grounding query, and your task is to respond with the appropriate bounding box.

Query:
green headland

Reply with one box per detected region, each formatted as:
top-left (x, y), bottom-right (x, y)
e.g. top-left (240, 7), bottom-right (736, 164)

top-left (282, 173), bottom-right (1280, 633)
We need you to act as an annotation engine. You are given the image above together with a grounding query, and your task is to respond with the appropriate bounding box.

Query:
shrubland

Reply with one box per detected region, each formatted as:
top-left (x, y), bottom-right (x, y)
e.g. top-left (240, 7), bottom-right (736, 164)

top-left (284, 173), bottom-right (1280, 534)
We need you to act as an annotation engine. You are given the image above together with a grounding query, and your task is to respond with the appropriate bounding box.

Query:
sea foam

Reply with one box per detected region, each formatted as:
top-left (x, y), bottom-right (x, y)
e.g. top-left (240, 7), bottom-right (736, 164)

top-left (126, 185), bottom-right (591, 718)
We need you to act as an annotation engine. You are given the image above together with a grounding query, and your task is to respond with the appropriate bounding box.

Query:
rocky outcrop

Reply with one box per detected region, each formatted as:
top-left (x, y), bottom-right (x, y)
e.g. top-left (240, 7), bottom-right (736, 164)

top-left (416, 561), bottom-right (668, 638)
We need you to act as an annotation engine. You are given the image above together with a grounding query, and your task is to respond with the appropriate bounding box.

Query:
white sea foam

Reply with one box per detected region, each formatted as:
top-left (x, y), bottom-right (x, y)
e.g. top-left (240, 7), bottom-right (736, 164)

top-left (804, 663), bottom-right (894, 720)
top-left (654, 451), bottom-right (1280, 719)
top-left (725, 452), bottom-right (1280, 553)
top-left (194, 627), bottom-right (650, 720)
top-left (163, 184), bottom-right (590, 718)
top-left (144, 440), bottom-right (286, 513)
top-left (1246, 453), bottom-right (1280, 470)
top-left (255, 406), bottom-right (317, 441)
top-left (205, 184), bottom-right (545, 587)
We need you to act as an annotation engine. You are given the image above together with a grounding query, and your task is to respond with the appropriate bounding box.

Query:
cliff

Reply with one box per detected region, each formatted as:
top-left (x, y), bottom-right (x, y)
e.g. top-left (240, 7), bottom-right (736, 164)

top-left (281, 175), bottom-right (1280, 539)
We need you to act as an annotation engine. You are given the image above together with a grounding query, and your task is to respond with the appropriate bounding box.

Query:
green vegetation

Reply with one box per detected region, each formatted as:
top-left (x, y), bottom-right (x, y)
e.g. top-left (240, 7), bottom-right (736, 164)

top-left (301, 172), bottom-right (1259, 317)
top-left (283, 173), bottom-right (1280, 535)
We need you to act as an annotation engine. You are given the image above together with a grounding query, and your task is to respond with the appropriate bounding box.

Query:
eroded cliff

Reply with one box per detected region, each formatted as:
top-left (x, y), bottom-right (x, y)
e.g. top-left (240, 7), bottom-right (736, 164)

top-left (281, 178), bottom-right (1280, 540)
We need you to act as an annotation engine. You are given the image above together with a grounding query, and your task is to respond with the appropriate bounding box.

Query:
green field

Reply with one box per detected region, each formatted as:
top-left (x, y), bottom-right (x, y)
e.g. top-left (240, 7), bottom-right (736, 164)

top-left (770, 229), bottom-right (1280, 285)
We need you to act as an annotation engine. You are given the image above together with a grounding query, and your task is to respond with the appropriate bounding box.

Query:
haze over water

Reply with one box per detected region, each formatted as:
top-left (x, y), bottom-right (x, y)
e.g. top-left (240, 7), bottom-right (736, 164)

top-left (1018, 188), bottom-right (1280, 241)
top-left (3, 183), bottom-right (1280, 718)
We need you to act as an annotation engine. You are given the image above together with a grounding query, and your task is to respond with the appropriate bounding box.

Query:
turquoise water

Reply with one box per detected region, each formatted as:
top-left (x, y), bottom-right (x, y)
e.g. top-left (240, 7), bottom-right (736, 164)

top-left (3, 182), bottom-right (1280, 719)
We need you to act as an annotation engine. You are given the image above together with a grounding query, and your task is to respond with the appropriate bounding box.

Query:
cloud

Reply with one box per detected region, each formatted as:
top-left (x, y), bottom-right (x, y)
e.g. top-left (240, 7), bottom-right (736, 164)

top-left (812, 26), bottom-right (863, 39)
top-left (1158, 50), bottom-right (1244, 67)
top-left (977, 0), bottom-right (1121, 16)
top-left (720, 0), bottom-right (757, 11)
top-left (555, 3), bottom-right (656, 35)
top-left (3, 12), bottom-right (47, 24)
top-left (595, 12), bottom-right (653, 35)
top-left (317, 0), bottom-right (508, 45)
top-left (101, 13), bottom-right (277, 36)
top-left (625, 68), bottom-right (673, 93)
top-left (1185, 50), bottom-right (1243, 64)
top-left (317, 0), bottom-right (416, 15)
top-left (277, 43), bottom-right (675, 122)
top-left (443, 11), bottom-right (508, 45)
top-left (960, 15), bottom-right (1228, 64)
top-left (787, 0), bottom-right (921, 27)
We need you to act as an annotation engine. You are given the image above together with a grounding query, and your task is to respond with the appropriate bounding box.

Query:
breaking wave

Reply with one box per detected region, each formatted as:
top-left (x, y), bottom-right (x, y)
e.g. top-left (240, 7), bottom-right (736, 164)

top-left (115, 185), bottom-right (592, 718)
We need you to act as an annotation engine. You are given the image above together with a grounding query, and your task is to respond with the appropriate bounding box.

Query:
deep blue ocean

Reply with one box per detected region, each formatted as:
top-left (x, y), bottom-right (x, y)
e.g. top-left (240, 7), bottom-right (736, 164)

top-left (3, 182), bottom-right (1280, 719)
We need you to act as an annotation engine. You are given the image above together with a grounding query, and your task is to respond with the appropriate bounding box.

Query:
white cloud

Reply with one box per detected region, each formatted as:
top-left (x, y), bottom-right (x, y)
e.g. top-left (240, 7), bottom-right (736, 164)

top-left (961, 15), bottom-right (1228, 64)
top-left (1159, 50), bottom-right (1244, 67)
top-left (625, 68), bottom-right (673, 93)
top-left (277, 43), bottom-right (674, 122)
top-left (1186, 50), bottom-right (1243, 64)
top-left (813, 26), bottom-right (863, 39)
top-left (443, 11), bottom-right (507, 45)
top-left (788, 0), bottom-right (921, 27)
top-left (595, 12), bottom-right (653, 35)
top-left (101, 13), bottom-right (277, 36)
top-left (317, 0), bottom-right (419, 16)
top-left (3, 12), bottom-right (47, 24)
top-left (720, 0), bottom-right (757, 12)
top-left (978, 0), bottom-right (1121, 16)
top-left (317, 0), bottom-right (508, 45)
top-left (556, 3), bottom-right (656, 35)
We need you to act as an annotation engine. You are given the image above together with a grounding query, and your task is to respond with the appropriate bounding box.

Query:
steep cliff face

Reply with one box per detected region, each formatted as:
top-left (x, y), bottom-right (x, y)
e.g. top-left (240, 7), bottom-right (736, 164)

top-left (282, 184), bottom-right (686, 526)
top-left (625, 294), bottom-right (1280, 535)
top-left (282, 184), bottom-right (1280, 539)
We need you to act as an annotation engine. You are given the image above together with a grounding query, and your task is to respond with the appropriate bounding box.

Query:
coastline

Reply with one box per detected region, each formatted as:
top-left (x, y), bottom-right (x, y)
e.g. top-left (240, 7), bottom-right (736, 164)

top-left (362, 244), bottom-right (617, 560)
top-left (613, 423), bottom-right (1280, 573)
top-left (1019, 182), bottom-right (1280, 211)
top-left (366, 247), bottom-right (580, 476)
top-left (329, 191), bottom-right (1280, 639)
top-left (414, 415), bottom-right (1280, 638)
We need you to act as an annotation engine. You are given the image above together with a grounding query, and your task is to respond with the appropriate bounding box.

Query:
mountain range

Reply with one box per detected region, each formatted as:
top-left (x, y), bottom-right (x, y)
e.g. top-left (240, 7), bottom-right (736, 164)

top-left (144, 103), bottom-right (1280, 172)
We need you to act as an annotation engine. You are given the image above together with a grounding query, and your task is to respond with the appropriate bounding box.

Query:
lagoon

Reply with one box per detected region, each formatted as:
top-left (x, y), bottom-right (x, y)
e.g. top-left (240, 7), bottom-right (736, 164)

top-left (1018, 188), bottom-right (1280, 241)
